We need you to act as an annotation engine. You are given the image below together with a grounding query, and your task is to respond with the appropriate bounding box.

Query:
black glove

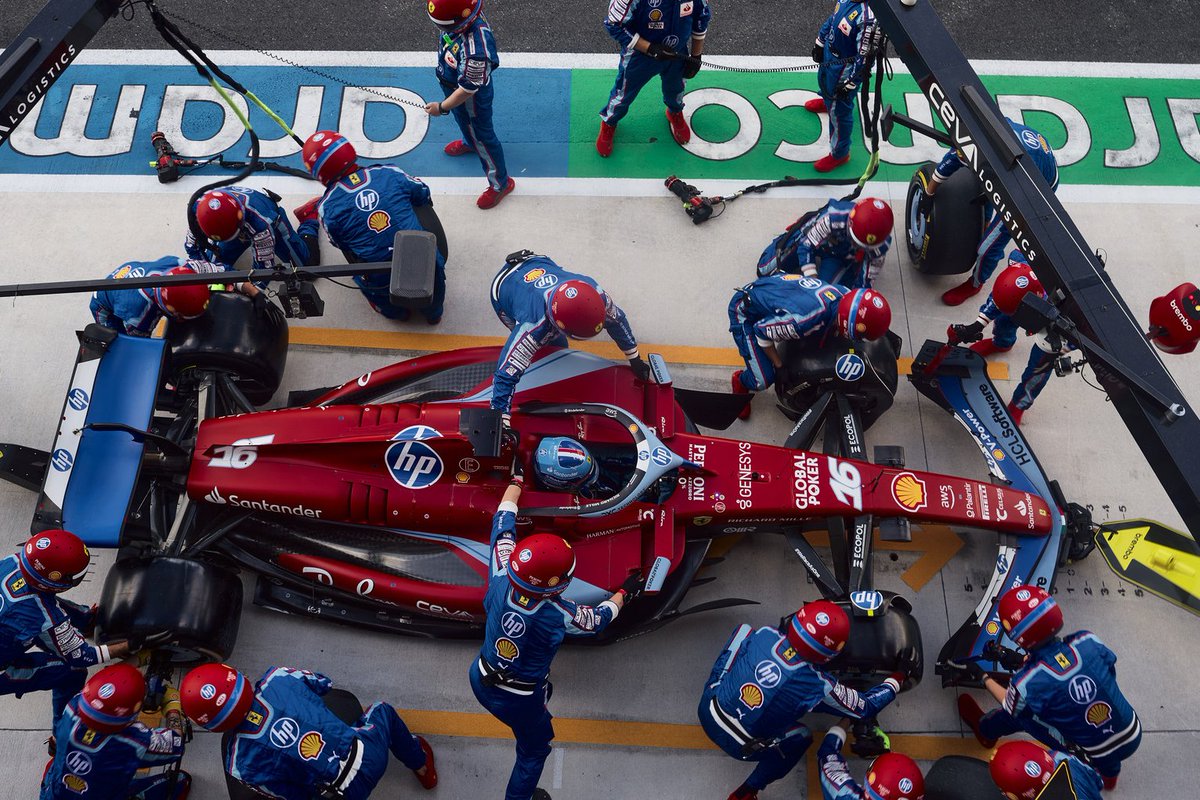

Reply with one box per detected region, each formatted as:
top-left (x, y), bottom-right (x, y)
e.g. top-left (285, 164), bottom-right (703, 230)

top-left (917, 189), bottom-right (935, 218)
top-left (836, 81), bottom-right (858, 99)
top-left (620, 571), bottom-right (645, 601)
top-left (645, 42), bottom-right (679, 61)
top-left (948, 320), bottom-right (986, 344)
top-left (629, 356), bottom-right (652, 382)
top-left (811, 41), bottom-right (824, 63)
top-left (683, 55), bottom-right (702, 79)
top-left (127, 630), bottom-right (173, 651)
top-left (950, 658), bottom-right (986, 684)
top-left (250, 290), bottom-right (270, 316)
top-left (895, 645), bottom-right (922, 679)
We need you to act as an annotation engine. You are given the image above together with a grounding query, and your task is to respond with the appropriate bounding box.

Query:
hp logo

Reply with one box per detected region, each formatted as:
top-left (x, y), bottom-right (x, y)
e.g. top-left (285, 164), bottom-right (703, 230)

top-left (269, 717), bottom-right (300, 748)
top-left (850, 590), bottom-right (884, 612)
top-left (835, 353), bottom-right (865, 382)
top-left (51, 448), bottom-right (74, 472)
top-left (501, 612), bottom-right (527, 638)
top-left (67, 388), bottom-right (89, 412)
top-left (354, 189), bottom-right (380, 212)
top-left (385, 440), bottom-right (444, 489)
top-left (651, 447), bottom-right (672, 467)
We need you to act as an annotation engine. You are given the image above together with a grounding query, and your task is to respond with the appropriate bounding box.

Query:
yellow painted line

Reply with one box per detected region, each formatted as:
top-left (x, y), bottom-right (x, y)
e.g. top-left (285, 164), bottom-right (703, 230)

top-left (290, 326), bottom-right (1010, 380)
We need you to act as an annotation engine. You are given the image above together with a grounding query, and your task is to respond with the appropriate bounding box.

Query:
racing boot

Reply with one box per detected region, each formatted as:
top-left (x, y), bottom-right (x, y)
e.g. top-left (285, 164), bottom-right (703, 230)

top-left (1006, 400), bottom-right (1025, 427)
top-left (803, 97), bottom-right (827, 113)
top-left (666, 109), bottom-right (692, 146)
top-left (727, 784), bottom-right (758, 800)
top-left (596, 121), bottom-right (616, 157)
top-left (444, 139), bottom-right (475, 156)
top-left (293, 196), bottom-right (320, 224)
top-left (957, 694), bottom-right (998, 748)
top-left (413, 736), bottom-right (438, 789)
top-left (732, 370), bottom-right (753, 421)
top-left (968, 338), bottom-right (1012, 358)
top-left (814, 153), bottom-right (851, 173)
top-left (477, 177), bottom-right (516, 210)
top-left (532, 790), bottom-right (553, 800)
top-left (1102, 775), bottom-right (1119, 791)
top-left (941, 277), bottom-right (983, 306)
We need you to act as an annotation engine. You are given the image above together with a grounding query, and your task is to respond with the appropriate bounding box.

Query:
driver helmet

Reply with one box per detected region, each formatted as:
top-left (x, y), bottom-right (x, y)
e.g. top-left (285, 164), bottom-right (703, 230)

top-left (548, 280), bottom-right (606, 340)
top-left (848, 198), bottom-right (894, 249)
top-left (180, 662), bottom-right (255, 732)
top-left (302, 131), bottom-right (358, 185)
top-left (196, 190), bottom-right (245, 242)
top-left (76, 664), bottom-right (146, 733)
top-left (989, 741), bottom-right (1056, 800)
top-left (998, 585), bottom-right (1063, 650)
top-left (507, 533), bottom-right (575, 597)
top-left (992, 263), bottom-right (1044, 316)
top-left (836, 289), bottom-right (891, 341)
top-left (785, 599), bottom-right (850, 664)
top-left (18, 529), bottom-right (90, 593)
top-left (427, 0), bottom-right (484, 31)
top-left (154, 266), bottom-right (211, 320)
top-left (533, 436), bottom-right (598, 492)
top-left (865, 752), bottom-right (925, 800)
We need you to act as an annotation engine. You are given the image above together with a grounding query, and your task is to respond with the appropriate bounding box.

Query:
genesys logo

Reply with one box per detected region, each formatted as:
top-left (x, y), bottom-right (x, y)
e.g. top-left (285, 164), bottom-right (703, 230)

top-left (204, 487), bottom-right (323, 517)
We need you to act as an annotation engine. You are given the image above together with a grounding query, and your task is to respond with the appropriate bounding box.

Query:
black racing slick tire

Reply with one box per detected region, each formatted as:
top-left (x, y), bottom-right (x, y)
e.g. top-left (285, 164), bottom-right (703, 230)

top-left (775, 334), bottom-right (901, 431)
top-left (98, 556), bottom-right (243, 663)
top-left (826, 596), bottom-right (923, 691)
top-left (166, 291), bottom-right (289, 406)
top-left (925, 756), bottom-right (1005, 800)
top-left (905, 163), bottom-right (986, 275)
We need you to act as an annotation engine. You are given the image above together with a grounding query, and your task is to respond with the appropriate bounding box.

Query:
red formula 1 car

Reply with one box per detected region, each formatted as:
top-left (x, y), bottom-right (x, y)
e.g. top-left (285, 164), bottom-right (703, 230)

top-left (0, 295), bottom-right (1058, 688)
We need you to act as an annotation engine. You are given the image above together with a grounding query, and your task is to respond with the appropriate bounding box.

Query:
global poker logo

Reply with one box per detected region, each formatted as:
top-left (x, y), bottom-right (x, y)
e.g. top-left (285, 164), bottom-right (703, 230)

top-left (834, 353), bottom-right (865, 382)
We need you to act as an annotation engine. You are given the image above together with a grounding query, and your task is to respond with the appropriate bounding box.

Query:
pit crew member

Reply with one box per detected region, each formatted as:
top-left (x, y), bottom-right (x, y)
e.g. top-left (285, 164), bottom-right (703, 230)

top-left (471, 463), bottom-right (637, 800)
top-left (699, 600), bottom-right (919, 800)
top-left (919, 118), bottom-right (1059, 306)
top-left (989, 740), bottom-right (1102, 800)
top-left (424, 0), bottom-right (515, 209)
top-left (728, 276), bottom-right (891, 419)
top-left (597, 0), bottom-right (711, 157)
top-left (489, 252), bottom-right (647, 418)
top-left (41, 663), bottom-right (189, 800)
top-left (188, 186), bottom-right (319, 270)
top-left (89, 257), bottom-right (227, 336)
top-left (817, 721), bottom-right (925, 800)
top-left (957, 585), bottom-right (1139, 791)
top-left (756, 198), bottom-right (894, 287)
top-left (947, 252), bottom-right (1074, 426)
top-left (181, 662), bottom-right (436, 799)
top-left (297, 130), bottom-right (447, 323)
top-left (1, 531), bottom-right (138, 726)
top-left (804, 0), bottom-right (881, 172)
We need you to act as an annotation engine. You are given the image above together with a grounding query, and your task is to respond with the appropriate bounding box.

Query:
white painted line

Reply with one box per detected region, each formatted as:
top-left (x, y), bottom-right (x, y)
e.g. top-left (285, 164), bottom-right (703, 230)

top-left (553, 747), bottom-right (564, 789)
top-left (70, 50), bottom-right (1200, 79)
top-left (3, 172), bottom-right (1200, 205)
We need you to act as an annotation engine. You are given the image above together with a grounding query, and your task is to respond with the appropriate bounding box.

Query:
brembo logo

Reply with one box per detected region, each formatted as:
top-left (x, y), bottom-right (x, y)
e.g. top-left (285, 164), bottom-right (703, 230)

top-left (204, 487), bottom-right (323, 518)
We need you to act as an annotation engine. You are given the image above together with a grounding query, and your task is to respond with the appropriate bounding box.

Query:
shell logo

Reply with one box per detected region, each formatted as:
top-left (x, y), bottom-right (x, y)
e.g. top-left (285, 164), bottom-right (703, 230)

top-left (1086, 701), bottom-right (1112, 727)
top-left (367, 210), bottom-right (391, 233)
top-left (63, 775), bottom-right (88, 792)
top-left (496, 637), bottom-right (520, 660)
top-left (890, 471), bottom-right (927, 512)
top-left (298, 731), bottom-right (325, 760)
top-left (523, 268), bottom-right (546, 283)
top-left (739, 683), bottom-right (764, 709)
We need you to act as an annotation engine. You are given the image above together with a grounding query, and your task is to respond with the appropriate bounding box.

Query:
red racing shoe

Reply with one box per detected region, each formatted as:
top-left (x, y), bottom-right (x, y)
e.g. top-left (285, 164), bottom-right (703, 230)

top-left (596, 121), bottom-right (616, 157)
top-left (969, 338), bottom-right (1012, 358)
top-left (732, 370), bottom-right (753, 421)
top-left (477, 177), bottom-right (515, 210)
top-left (814, 153), bottom-right (850, 173)
top-left (666, 109), bottom-right (691, 145)
top-left (803, 97), bottom-right (827, 113)
top-left (1007, 400), bottom-right (1025, 427)
top-left (413, 736), bottom-right (438, 790)
top-left (941, 277), bottom-right (983, 306)
top-left (293, 196), bottom-right (320, 224)
top-left (1102, 775), bottom-right (1119, 791)
top-left (727, 784), bottom-right (758, 800)
top-left (444, 139), bottom-right (474, 156)
top-left (957, 694), bottom-right (998, 748)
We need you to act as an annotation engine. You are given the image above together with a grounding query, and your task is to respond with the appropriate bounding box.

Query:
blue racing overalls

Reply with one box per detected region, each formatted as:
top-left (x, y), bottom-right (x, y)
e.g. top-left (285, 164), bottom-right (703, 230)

top-left (437, 15), bottom-right (509, 191)
top-left (185, 186), bottom-right (314, 270)
top-left (815, 0), bottom-right (879, 160)
top-left (89, 256), bottom-right (225, 336)
top-left (470, 501), bottom-right (619, 800)
top-left (316, 164), bottom-right (446, 321)
top-left (601, 0), bottom-right (711, 125)
top-left (756, 199), bottom-right (890, 288)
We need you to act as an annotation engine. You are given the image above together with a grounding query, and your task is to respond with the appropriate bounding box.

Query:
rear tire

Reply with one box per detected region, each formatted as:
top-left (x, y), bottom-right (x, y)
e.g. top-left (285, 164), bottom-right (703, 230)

top-left (925, 756), bottom-right (1005, 800)
top-left (98, 556), bottom-right (243, 664)
top-left (827, 595), bottom-right (923, 691)
top-left (905, 163), bottom-right (986, 275)
top-left (166, 292), bottom-right (289, 406)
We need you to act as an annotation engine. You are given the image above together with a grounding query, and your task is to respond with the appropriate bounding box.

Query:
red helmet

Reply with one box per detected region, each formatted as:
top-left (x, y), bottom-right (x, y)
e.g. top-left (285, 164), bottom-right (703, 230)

top-left (548, 281), bottom-right (606, 340)
top-left (866, 752), bottom-right (925, 800)
top-left (427, 0), bottom-right (483, 28)
top-left (992, 264), bottom-right (1044, 316)
top-left (989, 741), bottom-right (1056, 800)
top-left (180, 662), bottom-right (255, 732)
top-left (76, 664), bottom-right (146, 733)
top-left (848, 198), bottom-right (894, 249)
top-left (155, 266), bottom-right (211, 320)
top-left (302, 130), bottom-right (358, 185)
top-left (998, 585), bottom-right (1063, 650)
top-left (837, 289), bottom-right (891, 341)
top-left (196, 190), bottom-right (244, 242)
top-left (786, 599), bottom-right (850, 664)
top-left (1148, 282), bottom-right (1200, 355)
top-left (507, 533), bottom-right (575, 596)
top-left (18, 529), bottom-right (90, 593)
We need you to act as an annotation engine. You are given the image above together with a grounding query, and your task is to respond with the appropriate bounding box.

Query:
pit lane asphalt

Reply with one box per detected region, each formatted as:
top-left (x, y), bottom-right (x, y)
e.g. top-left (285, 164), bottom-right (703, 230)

top-left (3, 0), bottom-right (1200, 62)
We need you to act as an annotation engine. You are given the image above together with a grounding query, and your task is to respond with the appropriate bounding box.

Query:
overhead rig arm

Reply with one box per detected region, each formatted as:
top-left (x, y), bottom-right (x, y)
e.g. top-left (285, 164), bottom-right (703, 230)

top-left (869, 0), bottom-right (1200, 534)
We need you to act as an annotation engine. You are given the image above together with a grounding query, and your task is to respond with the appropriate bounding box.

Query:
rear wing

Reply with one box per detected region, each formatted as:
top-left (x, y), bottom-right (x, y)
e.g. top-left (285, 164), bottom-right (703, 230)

top-left (35, 325), bottom-right (166, 547)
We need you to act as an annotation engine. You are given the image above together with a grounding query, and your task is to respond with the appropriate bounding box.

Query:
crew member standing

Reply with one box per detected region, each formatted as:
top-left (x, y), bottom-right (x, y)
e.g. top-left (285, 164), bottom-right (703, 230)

top-left (598, 0), bottom-right (711, 157)
top-left (425, 0), bottom-right (515, 209)
top-left (471, 460), bottom-right (638, 800)
top-left (805, 0), bottom-right (880, 173)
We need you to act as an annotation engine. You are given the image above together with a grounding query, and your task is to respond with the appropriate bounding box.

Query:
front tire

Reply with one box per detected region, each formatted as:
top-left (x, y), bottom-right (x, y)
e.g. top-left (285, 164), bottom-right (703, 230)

top-left (827, 595), bottom-right (923, 691)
